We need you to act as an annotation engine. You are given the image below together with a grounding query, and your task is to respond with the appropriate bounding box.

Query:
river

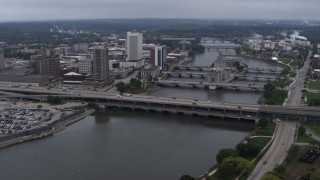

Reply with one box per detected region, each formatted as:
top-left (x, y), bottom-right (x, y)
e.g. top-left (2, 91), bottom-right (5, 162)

top-left (150, 41), bottom-right (281, 104)
top-left (0, 110), bottom-right (254, 180)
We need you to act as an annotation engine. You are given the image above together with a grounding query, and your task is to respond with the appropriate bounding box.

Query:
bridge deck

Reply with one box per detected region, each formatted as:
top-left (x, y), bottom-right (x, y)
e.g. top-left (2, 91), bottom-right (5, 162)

top-left (157, 80), bottom-right (264, 89)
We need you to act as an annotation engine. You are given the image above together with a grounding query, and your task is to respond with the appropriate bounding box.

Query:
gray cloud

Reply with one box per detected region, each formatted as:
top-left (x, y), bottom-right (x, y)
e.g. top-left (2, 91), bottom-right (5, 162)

top-left (0, 0), bottom-right (319, 21)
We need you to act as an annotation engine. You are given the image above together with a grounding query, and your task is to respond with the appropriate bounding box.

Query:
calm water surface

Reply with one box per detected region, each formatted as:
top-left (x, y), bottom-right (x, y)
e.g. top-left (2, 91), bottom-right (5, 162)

top-left (0, 111), bottom-right (254, 180)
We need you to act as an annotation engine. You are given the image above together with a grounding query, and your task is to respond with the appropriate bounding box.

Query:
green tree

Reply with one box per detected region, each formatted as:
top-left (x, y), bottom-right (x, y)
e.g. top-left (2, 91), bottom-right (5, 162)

top-left (236, 143), bottom-right (260, 158)
top-left (146, 74), bottom-right (153, 82)
top-left (298, 125), bottom-right (306, 135)
top-left (87, 103), bottom-right (99, 110)
top-left (188, 51), bottom-right (195, 57)
top-left (115, 74), bottom-right (122, 79)
top-left (179, 175), bottom-right (196, 180)
top-left (264, 83), bottom-right (275, 92)
top-left (217, 157), bottom-right (252, 179)
top-left (129, 78), bottom-right (142, 89)
top-left (47, 95), bottom-right (62, 105)
top-left (216, 148), bottom-right (238, 164)
top-left (115, 82), bottom-right (127, 93)
top-left (261, 172), bottom-right (282, 180)
top-left (216, 162), bottom-right (237, 180)
top-left (258, 118), bottom-right (269, 128)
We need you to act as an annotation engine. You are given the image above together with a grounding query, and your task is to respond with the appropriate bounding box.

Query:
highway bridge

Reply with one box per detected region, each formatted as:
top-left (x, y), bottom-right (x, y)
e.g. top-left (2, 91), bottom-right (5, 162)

top-left (0, 86), bottom-right (319, 122)
top-left (156, 80), bottom-right (265, 90)
top-left (165, 72), bottom-right (276, 81)
top-left (164, 72), bottom-right (207, 78)
top-left (200, 44), bottom-right (239, 49)
top-left (173, 65), bottom-right (211, 71)
top-left (234, 74), bottom-right (277, 80)
top-left (246, 68), bottom-right (282, 74)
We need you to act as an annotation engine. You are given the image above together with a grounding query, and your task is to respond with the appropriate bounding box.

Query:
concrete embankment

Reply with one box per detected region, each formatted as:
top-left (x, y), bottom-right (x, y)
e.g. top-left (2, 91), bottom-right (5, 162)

top-left (0, 109), bottom-right (95, 149)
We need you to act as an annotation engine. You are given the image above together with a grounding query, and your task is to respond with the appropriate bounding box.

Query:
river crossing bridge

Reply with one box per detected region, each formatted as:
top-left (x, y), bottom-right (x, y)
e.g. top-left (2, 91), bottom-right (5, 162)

top-left (156, 80), bottom-right (265, 90)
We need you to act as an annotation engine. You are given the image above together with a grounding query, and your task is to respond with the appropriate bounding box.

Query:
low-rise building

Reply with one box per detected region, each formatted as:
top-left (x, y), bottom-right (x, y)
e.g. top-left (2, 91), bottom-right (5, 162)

top-left (119, 59), bottom-right (145, 69)
top-left (141, 67), bottom-right (160, 80)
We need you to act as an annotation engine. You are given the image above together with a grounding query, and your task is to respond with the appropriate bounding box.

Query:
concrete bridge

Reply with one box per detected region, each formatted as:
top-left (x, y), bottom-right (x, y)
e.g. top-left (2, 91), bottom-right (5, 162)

top-left (173, 65), bottom-right (211, 71)
top-left (246, 68), bottom-right (282, 74)
top-left (201, 44), bottom-right (239, 49)
top-left (156, 80), bottom-right (265, 90)
top-left (234, 74), bottom-right (277, 81)
top-left (0, 86), bottom-right (319, 122)
top-left (164, 71), bottom-right (207, 78)
top-left (165, 72), bottom-right (276, 80)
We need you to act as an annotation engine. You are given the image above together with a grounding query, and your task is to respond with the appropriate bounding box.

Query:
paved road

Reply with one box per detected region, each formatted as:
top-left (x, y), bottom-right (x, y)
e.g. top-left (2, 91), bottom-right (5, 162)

top-left (248, 121), bottom-right (296, 180)
top-left (305, 129), bottom-right (320, 142)
top-left (286, 51), bottom-right (312, 106)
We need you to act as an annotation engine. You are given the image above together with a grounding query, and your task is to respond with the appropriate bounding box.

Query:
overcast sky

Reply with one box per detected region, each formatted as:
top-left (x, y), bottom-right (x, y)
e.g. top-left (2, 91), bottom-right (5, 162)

top-left (0, 0), bottom-right (319, 21)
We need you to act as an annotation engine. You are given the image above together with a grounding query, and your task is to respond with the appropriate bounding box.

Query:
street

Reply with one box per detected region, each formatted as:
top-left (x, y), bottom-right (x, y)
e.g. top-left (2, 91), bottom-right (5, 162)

top-left (248, 121), bottom-right (296, 180)
top-left (286, 51), bottom-right (312, 106)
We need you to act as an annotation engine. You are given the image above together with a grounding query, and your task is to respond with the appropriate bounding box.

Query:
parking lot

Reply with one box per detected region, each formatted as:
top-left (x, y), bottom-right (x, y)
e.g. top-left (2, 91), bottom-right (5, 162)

top-left (299, 149), bottom-right (320, 164)
top-left (0, 108), bottom-right (72, 136)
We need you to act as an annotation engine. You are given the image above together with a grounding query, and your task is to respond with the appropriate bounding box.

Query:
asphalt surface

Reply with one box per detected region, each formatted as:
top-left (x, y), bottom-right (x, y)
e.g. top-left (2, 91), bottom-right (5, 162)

top-left (248, 121), bottom-right (296, 180)
top-left (286, 51), bottom-right (311, 106)
top-left (305, 129), bottom-right (320, 142)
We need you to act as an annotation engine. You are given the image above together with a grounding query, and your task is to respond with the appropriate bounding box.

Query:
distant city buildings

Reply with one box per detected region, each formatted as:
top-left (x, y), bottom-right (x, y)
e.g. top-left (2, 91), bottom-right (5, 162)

top-left (160, 37), bottom-right (196, 50)
top-left (245, 32), bottom-right (311, 51)
top-left (93, 47), bottom-right (109, 81)
top-left (73, 43), bottom-right (89, 53)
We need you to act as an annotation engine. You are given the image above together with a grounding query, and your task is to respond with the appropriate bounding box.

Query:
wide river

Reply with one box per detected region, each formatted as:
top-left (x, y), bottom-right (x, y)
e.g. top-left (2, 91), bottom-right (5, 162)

top-left (0, 110), bottom-right (254, 180)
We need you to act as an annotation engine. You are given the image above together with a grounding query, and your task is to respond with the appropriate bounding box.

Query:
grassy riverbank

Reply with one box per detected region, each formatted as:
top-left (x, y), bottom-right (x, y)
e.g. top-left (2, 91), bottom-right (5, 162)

top-left (308, 80), bottom-right (320, 90)
top-left (207, 120), bottom-right (276, 180)
top-left (307, 92), bottom-right (320, 106)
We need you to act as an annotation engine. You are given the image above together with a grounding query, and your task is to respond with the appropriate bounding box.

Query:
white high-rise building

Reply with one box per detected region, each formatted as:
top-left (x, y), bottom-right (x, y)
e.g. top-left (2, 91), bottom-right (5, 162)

top-left (78, 55), bottom-right (92, 75)
top-left (126, 32), bottom-right (143, 61)
top-left (0, 48), bottom-right (5, 70)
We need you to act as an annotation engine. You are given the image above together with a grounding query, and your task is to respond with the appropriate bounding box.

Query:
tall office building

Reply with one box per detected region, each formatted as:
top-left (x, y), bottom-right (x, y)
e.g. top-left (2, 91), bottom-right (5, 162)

top-left (35, 55), bottom-right (61, 77)
top-left (0, 48), bottom-right (5, 70)
top-left (93, 47), bottom-right (109, 81)
top-left (126, 32), bottom-right (143, 61)
top-left (150, 45), bottom-right (167, 70)
top-left (78, 55), bottom-right (92, 75)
